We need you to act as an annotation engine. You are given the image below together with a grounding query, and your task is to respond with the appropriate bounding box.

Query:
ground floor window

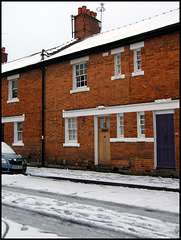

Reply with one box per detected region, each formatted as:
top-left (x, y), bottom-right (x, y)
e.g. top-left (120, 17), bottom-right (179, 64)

top-left (13, 121), bottom-right (24, 146)
top-left (63, 117), bottom-right (80, 147)
top-left (137, 112), bottom-right (145, 138)
top-left (68, 118), bottom-right (77, 141)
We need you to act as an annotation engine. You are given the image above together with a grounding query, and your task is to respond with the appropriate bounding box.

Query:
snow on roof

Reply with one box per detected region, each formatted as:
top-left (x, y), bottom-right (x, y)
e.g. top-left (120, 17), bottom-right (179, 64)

top-left (2, 142), bottom-right (15, 154)
top-left (2, 9), bottom-right (179, 74)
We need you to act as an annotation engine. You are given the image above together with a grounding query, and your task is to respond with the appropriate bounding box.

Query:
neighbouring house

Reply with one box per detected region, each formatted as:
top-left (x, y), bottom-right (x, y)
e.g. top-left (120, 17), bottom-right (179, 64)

top-left (1, 6), bottom-right (180, 176)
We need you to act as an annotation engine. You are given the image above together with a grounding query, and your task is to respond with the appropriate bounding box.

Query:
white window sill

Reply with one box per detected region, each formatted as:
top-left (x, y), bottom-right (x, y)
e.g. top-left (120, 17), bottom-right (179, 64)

top-left (110, 138), bottom-right (154, 142)
top-left (12, 142), bottom-right (24, 146)
top-left (111, 74), bottom-right (125, 81)
top-left (63, 143), bottom-right (80, 147)
top-left (132, 71), bottom-right (144, 77)
top-left (70, 87), bottom-right (90, 94)
top-left (7, 98), bottom-right (19, 104)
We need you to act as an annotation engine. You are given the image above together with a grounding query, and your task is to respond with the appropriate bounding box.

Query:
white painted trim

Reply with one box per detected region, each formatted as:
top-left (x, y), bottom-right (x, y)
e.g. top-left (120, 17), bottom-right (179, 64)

top-left (110, 138), bottom-right (154, 142)
top-left (7, 74), bottom-right (19, 80)
top-left (63, 143), bottom-right (80, 147)
top-left (132, 70), bottom-right (144, 77)
top-left (102, 52), bottom-right (109, 57)
top-left (130, 41), bottom-right (144, 50)
top-left (111, 74), bottom-right (125, 80)
top-left (153, 111), bottom-right (157, 169)
top-left (62, 99), bottom-right (179, 118)
top-left (70, 56), bottom-right (89, 65)
top-left (154, 109), bottom-right (174, 115)
top-left (2, 114), bottom-right (25, 123)
top-left (70, 86), bottom-right (90, 94)
top-left (94, 116), bottom-right (98, 165)
top-left (111, 46), bottom-right (124, 55)
top-left (7, 98), bottom-right (19, 104)
top-left (12, 142), bottom-right (24, 147)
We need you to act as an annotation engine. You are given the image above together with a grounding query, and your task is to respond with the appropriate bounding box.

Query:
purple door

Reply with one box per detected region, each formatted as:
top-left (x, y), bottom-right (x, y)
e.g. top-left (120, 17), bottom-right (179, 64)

top-left (156, 114), bottom-right (176, 169)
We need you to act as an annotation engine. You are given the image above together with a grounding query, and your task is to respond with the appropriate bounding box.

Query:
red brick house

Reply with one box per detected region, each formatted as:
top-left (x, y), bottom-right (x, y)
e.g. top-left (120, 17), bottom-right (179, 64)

top-left (1, 7), bottom-right (180, 176)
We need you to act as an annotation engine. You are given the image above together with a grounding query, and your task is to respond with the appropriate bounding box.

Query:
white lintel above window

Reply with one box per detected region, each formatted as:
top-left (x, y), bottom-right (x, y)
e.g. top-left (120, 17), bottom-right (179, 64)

top-left (111, 46), bottom-right (124, 55)
top-left (70, 56), bottom-right (89, 65)
top-left (130, 41), bottom-right (144, 50)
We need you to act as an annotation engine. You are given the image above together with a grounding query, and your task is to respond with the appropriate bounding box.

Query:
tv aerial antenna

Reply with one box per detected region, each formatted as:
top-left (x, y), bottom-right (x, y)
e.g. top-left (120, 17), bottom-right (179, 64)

top-left (96, 3), bottom-right (105, 31)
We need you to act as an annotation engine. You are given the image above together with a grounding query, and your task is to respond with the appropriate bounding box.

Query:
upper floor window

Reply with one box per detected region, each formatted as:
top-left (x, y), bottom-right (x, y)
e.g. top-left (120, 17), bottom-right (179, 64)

top-left (130, 41), bottom-right (144, 77)
top-left (7, 74), bottom-right (20, 103)
top-left (134, 49), bottom-right (141, 72)
top-left (75, 62), bottom-right (87, 88)
top-left (137, 112), bottom-right (145, 138)
top-left (70, 56), bottom-right (90, 94)
top-left (115, 53), bottom-right (121, 75)
top-left (111, 47), bottom-right (125, 80)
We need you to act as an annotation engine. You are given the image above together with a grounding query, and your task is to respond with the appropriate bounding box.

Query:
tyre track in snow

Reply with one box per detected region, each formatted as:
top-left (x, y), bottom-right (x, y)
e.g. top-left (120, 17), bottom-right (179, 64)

top-left (2, 185), bottom-right (179, 223)
top-left (2, 185), bottom-right (179, 238)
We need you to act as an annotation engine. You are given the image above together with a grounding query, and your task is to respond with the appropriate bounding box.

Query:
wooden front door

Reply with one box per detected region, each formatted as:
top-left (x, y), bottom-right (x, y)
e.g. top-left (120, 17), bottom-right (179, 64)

top-left (156, 114), bottom-right (176, 169)
top-left (98, 117), bottom-right (110, 164)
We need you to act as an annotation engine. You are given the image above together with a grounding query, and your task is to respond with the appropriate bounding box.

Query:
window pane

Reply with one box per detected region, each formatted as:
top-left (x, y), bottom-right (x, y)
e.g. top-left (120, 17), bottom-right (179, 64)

top-left (12, 89), bottom-right (18, 98)
top-left (12, 80), bottom-right (18, 89)
top-left (17, 122), bottom-right (23, 131)
top-left (99, 118), bottom-right (104, 129)
top-left (106, 118), bottom-right (110, 128)
top-left (120, 126), bottom-right (124, 136)
top-left (18, 132), bottom-right (22, 141)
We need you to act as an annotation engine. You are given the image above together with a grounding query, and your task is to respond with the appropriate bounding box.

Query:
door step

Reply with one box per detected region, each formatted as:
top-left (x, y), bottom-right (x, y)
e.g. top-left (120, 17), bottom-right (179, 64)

top-left (94, 164), bottom-right (112, 172)
top-left (153, 168), bottom-right (179, 178)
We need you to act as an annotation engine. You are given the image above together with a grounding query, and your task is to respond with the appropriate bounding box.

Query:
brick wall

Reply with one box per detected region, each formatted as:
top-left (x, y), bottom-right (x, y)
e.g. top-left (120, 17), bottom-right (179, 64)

top-left (2, 69), bottom-right (43, 165)
top-left (43, 31), bottom-right (179, 171)
top-left (1, 30), bottom-right (179, 172)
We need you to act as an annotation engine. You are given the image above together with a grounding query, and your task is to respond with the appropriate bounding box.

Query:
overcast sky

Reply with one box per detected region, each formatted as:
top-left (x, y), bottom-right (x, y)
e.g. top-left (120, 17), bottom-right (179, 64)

top-left (2, 1), bottom-right (180, 61)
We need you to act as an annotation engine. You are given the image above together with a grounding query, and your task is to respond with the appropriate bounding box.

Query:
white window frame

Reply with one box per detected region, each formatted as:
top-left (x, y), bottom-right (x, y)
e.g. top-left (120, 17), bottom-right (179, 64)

top-left (117, 113), bottom-right (124, 139)
top-left (63, 117), bottom-right (80, 147)
top-left (13, 121), bottom-right (24, 146)
top-left (130, 42), bottom-right (144, 77)
top-left (137, 111), bottom-right (145, 138)
top-left (111, 47), bottom-right (125, 80)
top-left (70, 56), bottom-right (90, 94)
top-left (7, 74), bottom-right (20, 103)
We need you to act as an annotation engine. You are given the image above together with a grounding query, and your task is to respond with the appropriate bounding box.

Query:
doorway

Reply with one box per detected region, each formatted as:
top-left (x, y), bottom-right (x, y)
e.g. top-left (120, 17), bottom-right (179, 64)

top-left (98, 117), bottom-right (110, 164)
top-left (156, 114), bottom-right (176, 169)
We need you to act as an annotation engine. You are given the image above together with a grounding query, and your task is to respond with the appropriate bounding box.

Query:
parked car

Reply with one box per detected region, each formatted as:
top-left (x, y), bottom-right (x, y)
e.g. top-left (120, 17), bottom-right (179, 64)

top-left (1, 142), bottom-right (27, 174)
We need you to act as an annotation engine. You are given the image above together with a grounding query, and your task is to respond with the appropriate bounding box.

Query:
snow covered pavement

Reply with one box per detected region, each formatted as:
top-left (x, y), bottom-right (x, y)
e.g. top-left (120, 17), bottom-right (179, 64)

top-left (2, 167), bottom-right (180, 238)
top-left (26, 166), bottom-right (179, 189)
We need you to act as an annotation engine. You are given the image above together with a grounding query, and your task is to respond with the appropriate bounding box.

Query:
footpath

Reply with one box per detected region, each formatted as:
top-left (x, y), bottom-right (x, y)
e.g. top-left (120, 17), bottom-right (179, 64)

top-left (25, 166), bottom-right (179, 192)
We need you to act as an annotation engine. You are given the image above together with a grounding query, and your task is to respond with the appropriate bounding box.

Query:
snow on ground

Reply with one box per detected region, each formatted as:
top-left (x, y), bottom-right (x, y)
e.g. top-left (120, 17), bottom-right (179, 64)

top-left (1, 219), bottom-right (64, 238)
top-left (2, 167), bottom-right (180, 238)
top-left (26, 166), bottom-right (179, 189)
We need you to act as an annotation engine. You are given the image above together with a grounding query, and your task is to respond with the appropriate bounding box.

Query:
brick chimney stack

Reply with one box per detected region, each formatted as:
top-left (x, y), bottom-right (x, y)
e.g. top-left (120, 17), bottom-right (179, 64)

top-left (73, 6), bottom-right (100, 40)
top-left (1, 47), bottom-right (8, 63)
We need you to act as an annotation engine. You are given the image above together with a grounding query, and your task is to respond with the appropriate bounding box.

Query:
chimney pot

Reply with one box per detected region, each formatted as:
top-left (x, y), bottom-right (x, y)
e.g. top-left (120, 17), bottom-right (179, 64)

top-left (90, 11), bottom-right (94, 16)
top-left (93, 12), bottom-right (97, 18)
top-left (82, 6), bottom-right (86, 13)
top-left (2, 47), bottom-right (5, 53)
top-left (78, 7), bottom-right (82, 15)
top-left (86, 9), bottom-right (90, 15)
